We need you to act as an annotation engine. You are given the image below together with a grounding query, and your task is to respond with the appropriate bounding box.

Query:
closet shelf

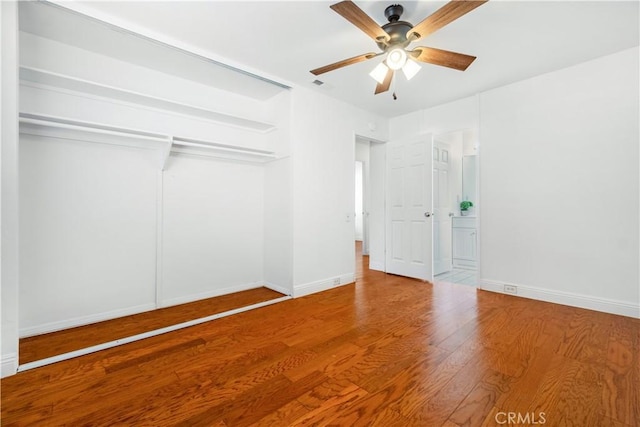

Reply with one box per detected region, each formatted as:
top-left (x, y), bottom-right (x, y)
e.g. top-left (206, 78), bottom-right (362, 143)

top-left (19, 66), bottom-right (277, 134)
top-left (19, 113), bottom-right (278, 168)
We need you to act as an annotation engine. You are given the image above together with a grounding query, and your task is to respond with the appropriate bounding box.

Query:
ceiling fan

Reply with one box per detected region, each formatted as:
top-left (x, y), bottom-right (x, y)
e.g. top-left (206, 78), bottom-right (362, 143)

top-left (311, 0), bottom-right (487, 95)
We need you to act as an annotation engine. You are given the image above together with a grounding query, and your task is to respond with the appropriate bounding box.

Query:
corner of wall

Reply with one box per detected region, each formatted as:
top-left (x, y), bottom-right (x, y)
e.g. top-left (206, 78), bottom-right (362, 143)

top-left (264, 282), bottom-right (292, 297)
top-left (292, 273), bottom-right (355, 298)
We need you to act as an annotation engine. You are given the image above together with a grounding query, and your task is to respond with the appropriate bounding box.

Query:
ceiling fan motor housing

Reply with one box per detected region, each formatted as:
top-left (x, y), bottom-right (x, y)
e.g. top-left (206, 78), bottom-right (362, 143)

top-left (384, 4), bottom-right (404, 22)
top-left (378, 4), bottom-right (412, 51)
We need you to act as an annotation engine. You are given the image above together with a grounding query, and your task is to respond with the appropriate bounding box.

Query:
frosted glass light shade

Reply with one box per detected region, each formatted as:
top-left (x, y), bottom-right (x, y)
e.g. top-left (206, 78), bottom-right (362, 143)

top-left (386, 48), bottom-right (407, 70)
top-left (402, 59), bottom-right (421, 80)
top-left (369, 62), bottom-right (389, 84)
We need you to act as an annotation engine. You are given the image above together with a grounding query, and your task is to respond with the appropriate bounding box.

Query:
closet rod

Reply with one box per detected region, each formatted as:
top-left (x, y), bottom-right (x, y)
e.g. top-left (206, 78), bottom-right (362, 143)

top-left (173, 139), bottom-right (277, 158)
top-left (19, 115), bottom-right (168, 144)
top-left (19, 113), bottom-right (277, 158)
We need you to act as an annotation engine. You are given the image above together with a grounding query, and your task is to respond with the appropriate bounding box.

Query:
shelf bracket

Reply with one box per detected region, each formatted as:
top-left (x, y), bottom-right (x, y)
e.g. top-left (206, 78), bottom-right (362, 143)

top-left (160, 136), bottom-right (173, 171)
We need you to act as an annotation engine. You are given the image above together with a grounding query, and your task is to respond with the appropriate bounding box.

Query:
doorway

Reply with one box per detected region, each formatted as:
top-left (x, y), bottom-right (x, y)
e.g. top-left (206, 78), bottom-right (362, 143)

top-left (355, 138), bottom-right (371, 256)
top-left (432, 129), bottom-right (479, 287)
top-left (354, 135), bottom-right (389, 276)
top-left (355, 160), bottom-right (365, 250)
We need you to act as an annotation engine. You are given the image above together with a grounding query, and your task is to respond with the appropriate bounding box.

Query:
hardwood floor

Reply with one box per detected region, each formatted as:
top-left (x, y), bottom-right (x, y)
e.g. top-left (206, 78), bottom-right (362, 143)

top-left (19, 287), bottom-right (285, 364)
top-left (2, 244), bottom-right (639, 426)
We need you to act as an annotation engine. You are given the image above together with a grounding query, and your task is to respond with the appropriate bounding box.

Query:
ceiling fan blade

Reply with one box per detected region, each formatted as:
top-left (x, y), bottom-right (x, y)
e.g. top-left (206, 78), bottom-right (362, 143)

top-left (407, 0), bottom-right (488, 41)
top-left (374, 68), bottom-right (393, 94)
top-left (310, 52), bottom-right (379, 76)
top-left (331, 1), bottom-right (390, 43)
top-left (411, 46), bottom-right (476, 71)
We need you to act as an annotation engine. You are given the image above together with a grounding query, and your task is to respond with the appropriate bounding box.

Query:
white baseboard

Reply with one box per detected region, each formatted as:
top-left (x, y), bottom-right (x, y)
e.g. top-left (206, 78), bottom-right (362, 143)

top-left (480, 279), bottom-right (640, 319)
top-left (160, 281), bottom-right (263, 308)
top-left (293, 273), bottom-right (356, 298)
top-left (369, 260), bottom-right (385, 272)
top-left (264, 282), bottom-right (292, 296)
top-left (1, 353), bottom-right (18, 378)
top-left (19, 302), bottom-right (157, 338)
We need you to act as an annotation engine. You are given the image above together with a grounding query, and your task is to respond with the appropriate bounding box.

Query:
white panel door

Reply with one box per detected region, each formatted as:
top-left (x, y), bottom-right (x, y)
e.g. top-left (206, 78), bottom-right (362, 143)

top-left (433, 142), bottom-right (453, 275)
top-left (385, 135), bottom-right (433, 280)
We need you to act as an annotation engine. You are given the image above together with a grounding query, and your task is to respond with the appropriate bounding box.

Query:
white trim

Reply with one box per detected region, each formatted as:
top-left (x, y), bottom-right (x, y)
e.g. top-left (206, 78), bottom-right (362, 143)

top-left (264, 281), bottom-right (292, 296)
top-left (1, 353), bottom-right (18, 378)
top-left (480, 279), bottom-right (640, 319)
top-left (155, 169), bottom-right (164, 306)
top-left (159, 282), bottom-right (263, 308)
top-left (293, 273), bottom-right (356, 298)
top-left (19, 302), bottom-right (157, 338)
top-left (17, 295), bottom-right (292, 373)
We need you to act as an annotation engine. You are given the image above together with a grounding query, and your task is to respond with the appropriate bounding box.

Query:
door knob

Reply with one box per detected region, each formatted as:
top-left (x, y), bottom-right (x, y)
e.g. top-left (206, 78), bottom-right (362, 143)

top-left (424, 212), bottom-right (431, 217)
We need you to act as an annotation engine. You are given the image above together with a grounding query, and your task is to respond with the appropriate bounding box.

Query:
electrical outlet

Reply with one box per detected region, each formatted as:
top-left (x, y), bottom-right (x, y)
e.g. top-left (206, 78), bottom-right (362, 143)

top-left (504, 285), bottom-right (518, 294)
top-left (333, 278), bottom-right (341, 286)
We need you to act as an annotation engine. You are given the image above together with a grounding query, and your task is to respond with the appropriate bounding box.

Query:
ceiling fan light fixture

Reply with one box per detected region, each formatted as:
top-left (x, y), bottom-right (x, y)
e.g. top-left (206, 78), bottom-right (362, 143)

top-left (312, 0), bottom-right (487, 95)
top-left (386, 47), bottom-right (407, 71)
top-left (369, 62), bottom-right (389, 84)
top-left (402, 59), bottom-right (421, 81)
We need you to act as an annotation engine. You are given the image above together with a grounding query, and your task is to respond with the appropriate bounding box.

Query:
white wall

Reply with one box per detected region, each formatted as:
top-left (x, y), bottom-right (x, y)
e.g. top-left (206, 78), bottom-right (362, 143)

top-left (161, 155), bottom-right (265, 306)
top-left (19, 133), bottom-right (158, 335)
top-left (290, 87), bottom-right (387, 296)
top-left (369, 142), bottom-right (386, 270)
top-left (388, 48), bottom-right (639, 318)
top-left (1, 0), bottom-right (20, 377)
top-left (390, 96), bottom-right (479, 140)
top-left (480, 47), bottom-right (639, 316)
top-left (264, 157), bottom-right (293, 295)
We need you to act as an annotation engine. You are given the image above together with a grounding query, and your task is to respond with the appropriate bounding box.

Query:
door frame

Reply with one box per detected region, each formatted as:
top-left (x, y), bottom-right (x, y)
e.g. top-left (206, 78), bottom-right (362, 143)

top-left (433, 138), bottom-right (454, 275)
top-left (354, 134), bottom-right (386, 270)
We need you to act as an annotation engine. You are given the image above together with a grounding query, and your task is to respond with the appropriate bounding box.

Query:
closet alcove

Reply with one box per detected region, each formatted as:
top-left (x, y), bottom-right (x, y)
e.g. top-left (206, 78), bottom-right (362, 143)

top-left (17, 1), bottom-right (294, 369)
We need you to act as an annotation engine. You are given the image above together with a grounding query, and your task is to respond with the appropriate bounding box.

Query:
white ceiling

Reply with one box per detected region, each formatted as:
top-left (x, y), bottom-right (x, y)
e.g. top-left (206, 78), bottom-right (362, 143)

top-left (26, 1), bottom-right (640, 118)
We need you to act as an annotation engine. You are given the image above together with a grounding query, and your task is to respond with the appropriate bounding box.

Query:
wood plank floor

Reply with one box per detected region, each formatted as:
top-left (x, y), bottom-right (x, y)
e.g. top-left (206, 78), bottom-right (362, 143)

top-left (19, 287), bottom-right (285, 364)
top-left (2, 244), bottom-right (639, 426)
